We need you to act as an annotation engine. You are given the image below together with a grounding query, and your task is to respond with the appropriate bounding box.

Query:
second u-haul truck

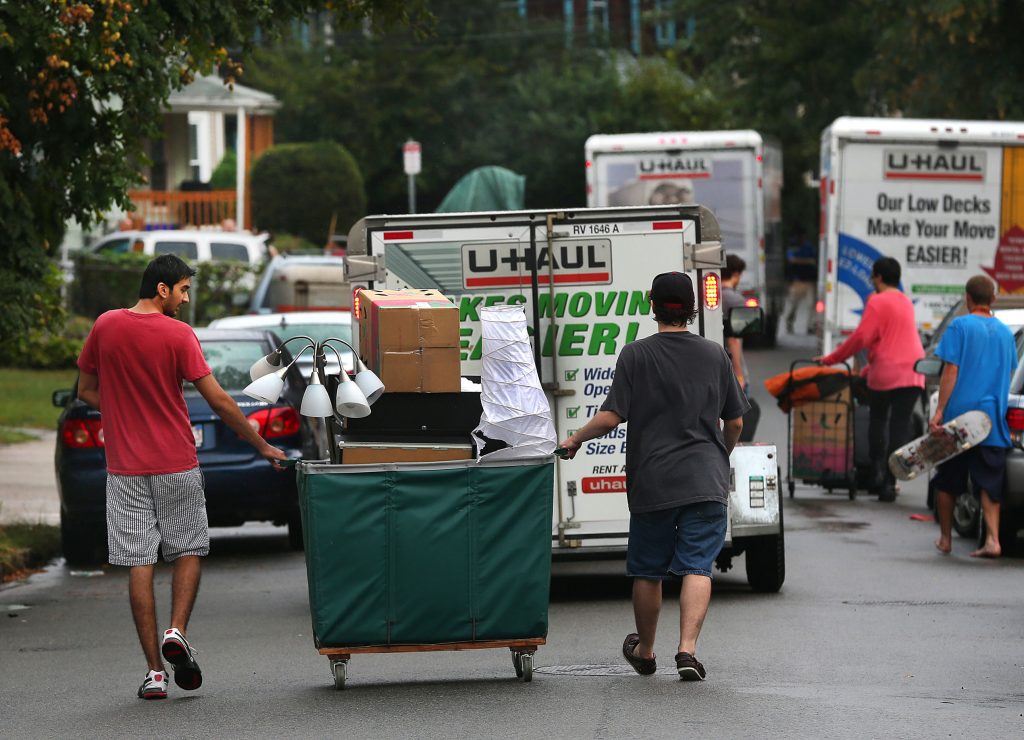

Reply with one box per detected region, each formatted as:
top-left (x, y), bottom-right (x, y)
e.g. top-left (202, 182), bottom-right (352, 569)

top-left (819, 116), bottom-right (1024, 352)
top-left (346, 206), bottom-right (784, 592)
top-left (585, 131), bottom-right (785, 338)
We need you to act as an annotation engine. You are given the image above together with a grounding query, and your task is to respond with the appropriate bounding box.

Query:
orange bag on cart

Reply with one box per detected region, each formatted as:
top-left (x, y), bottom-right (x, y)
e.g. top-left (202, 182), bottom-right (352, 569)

top-left (763, 366), bottom-right (852, 413)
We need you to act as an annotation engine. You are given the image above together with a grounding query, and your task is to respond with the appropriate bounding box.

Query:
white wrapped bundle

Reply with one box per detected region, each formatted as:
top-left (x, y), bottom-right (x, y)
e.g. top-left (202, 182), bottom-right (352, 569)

top-left (473, 305), bottom-right (557, 460)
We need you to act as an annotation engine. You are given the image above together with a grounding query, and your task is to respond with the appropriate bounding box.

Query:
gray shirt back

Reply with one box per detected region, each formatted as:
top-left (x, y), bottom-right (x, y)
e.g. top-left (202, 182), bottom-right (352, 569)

top-left (600, 331), bottom-right (749, 513)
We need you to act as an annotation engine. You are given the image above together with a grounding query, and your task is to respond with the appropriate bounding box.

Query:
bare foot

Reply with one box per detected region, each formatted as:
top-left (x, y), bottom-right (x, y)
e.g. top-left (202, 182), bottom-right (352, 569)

top-left (970, 543), bottom-right (1001, 558)
top-left (934, 538), bottom-right (952, 554)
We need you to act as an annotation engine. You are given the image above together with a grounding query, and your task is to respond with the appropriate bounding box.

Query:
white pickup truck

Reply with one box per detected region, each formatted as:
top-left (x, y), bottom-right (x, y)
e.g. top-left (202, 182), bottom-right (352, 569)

top-left (345, 205), bottom-right (785, 591)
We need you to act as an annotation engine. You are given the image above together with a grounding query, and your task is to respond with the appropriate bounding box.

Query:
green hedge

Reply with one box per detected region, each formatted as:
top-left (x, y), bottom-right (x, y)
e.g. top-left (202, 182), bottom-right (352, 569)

top-left (250, 141), bottom-right (366, 246)
top-left (70, 252), bottom-right (263, 327)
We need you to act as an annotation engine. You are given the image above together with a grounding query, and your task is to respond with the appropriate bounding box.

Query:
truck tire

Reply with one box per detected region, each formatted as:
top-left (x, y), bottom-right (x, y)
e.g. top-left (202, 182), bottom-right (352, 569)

top-left (745, 532), bottom-right (785, 592)
top-left (61, 511), bottom-right (106, 565)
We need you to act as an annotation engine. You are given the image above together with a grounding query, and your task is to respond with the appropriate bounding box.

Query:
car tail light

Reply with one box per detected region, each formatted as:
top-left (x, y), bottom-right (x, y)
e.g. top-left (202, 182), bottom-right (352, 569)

top-left (815, 300), bottom-right (825, 313)
top-left (1007, 408), bottom-right (1024, 431)
top-left (744, 297), bottom-right (759, 308)
top-left (61, 419), bottom-right (104, 448)
top-left (246, 407), bottom-right (301, 439)
top-left (703, 274), bottom-right (720, 310)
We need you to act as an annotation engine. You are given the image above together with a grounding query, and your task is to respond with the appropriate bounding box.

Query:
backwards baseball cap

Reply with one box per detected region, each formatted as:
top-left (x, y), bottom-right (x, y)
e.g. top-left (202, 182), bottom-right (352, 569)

top-left (649, 271), bottom-right (694, 309)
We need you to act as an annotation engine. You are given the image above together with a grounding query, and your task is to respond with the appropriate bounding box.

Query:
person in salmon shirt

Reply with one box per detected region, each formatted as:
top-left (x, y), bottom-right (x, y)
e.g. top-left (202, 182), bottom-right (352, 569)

top-left (814, 257), bottom-right (924, 501)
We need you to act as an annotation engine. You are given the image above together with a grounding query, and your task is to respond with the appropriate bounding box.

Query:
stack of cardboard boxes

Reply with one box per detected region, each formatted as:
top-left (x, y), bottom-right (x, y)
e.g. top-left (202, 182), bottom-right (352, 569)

top-left (340, 288), bottom-right (475, 464)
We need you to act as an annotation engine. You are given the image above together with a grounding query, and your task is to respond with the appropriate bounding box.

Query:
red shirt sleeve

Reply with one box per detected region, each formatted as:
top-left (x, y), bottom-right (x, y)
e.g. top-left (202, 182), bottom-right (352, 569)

top-left (820, 294), bottom-right (881, 366)
top-left (179, 329), bottom-right (212, 383)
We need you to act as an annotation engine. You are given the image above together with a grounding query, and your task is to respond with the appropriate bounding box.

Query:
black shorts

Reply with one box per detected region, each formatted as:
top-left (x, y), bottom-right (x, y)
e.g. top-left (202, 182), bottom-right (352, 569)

top-left (931, 446), bottom-right (1008, 503)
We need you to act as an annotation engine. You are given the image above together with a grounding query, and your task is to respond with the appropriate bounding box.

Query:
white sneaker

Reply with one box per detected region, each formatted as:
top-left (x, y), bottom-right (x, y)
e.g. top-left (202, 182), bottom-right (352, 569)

top-left (161, 627), bottom-right (203, 690)
top-left (137, 669), bottom-right (168, 699)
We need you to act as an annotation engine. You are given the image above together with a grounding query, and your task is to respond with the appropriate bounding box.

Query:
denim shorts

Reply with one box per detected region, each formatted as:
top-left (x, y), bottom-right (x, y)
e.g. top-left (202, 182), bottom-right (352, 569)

top-left (626, 500), bottom-right (728, 579)
top-left (931, 445), bottom-right (1008, 503)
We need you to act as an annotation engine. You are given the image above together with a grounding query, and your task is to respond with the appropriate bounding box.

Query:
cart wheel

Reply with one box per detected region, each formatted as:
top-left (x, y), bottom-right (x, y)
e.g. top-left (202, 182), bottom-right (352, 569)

top-left (331, 659), bottom-right (348, 690)
top-left (788, 480), bottom-right (795, 498)
top-left (511, 650), bottom-right (523, 678)
top-left (520, 652), bottom-right (534, 683)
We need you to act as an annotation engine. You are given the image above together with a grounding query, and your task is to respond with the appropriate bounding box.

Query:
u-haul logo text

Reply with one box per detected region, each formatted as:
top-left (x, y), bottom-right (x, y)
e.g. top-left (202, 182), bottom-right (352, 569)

top-left (581, 476), bottom-right (626, 494)
top-left (883, 149), bottom-right (986, 181)
top-left (638, 157), bottom-right (711, 180)
top-left (462, 240), bottom-right (612, 289)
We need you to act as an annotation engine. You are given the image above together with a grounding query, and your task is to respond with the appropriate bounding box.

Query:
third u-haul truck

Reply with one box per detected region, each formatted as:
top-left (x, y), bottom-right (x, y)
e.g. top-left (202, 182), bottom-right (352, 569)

top-left (819, 116), bottom-right (1024, 352)
top-left (346, 206), bottom-right (784, 592)
top-left (585, 131), bottom-right (785, 338)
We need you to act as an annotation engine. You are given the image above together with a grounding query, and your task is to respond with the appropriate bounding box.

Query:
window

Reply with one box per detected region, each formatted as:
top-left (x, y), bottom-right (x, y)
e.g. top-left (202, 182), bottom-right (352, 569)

top-left (95, 237), bottom-right (131, 255)
top-left (210, 242), bottom-right (250, 262)
top-left (195, 340), bottom-right (269, 392)
top-left (154, 241), bottom-right (199, 260)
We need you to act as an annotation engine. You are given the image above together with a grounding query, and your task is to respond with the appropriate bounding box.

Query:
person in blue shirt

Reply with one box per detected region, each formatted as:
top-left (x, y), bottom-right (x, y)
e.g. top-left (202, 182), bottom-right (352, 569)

top-left (931, 275), bottom-right (1018, 557)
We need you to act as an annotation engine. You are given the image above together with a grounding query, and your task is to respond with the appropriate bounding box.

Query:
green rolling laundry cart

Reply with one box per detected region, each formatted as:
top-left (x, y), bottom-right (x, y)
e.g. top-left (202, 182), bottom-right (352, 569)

top-left (297, 456), bottom-right (554, 689)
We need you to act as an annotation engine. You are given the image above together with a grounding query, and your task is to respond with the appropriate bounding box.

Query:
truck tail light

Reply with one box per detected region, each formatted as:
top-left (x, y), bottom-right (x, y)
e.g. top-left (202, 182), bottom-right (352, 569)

top-left (246, 407), bottom-right (301, 439)
top-left (61, 419), bottom-right (104, 448)
top-left (703, 273), bottom-right (720, 310)
top-left (353, 288), bottom-right (363, 320)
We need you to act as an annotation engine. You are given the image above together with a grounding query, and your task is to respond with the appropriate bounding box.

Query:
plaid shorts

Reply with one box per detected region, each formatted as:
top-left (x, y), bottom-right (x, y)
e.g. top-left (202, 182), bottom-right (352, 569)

top-left (106, 467), bottom-right (209, 567)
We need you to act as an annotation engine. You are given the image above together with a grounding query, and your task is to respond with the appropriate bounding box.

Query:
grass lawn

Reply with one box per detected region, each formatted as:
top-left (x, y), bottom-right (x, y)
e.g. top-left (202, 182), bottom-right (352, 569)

top-left (0, 521), bottom-right (62, 581)
top-left (0, 368), bottom-right (77, 430)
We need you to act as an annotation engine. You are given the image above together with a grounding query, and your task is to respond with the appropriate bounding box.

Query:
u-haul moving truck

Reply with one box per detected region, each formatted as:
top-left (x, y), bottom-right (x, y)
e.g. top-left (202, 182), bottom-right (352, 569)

top-left (585, 131), bottom-right (785, 337)
top-left (347, 206), bottom-right (785, 592)
top-left (819, 116), bottom-right (1024, 352)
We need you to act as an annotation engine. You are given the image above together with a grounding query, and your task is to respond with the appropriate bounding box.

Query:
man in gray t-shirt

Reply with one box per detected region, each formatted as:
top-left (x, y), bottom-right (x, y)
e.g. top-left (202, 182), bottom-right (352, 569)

top-left (559, 271), bottom-right (747, 682)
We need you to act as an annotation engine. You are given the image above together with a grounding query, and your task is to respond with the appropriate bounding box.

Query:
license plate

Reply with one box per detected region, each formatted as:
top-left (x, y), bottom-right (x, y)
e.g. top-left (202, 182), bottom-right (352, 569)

top-left (192, 424), bottom-right (203, 447)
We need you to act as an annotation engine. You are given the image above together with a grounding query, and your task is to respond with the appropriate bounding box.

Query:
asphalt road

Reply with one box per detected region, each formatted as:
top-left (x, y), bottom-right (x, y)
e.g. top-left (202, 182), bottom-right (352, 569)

top-left (2, 333), bottom-right (1022, 738)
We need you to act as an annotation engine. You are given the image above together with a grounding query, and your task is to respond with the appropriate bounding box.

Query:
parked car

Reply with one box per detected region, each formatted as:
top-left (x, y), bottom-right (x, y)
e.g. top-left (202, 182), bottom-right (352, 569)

top-left (89, 229), bottom-right (270, 269)
top-left (248, 254), bottom-right (349, 313)
top-left (208, 310), bottom-right (354, 376)
top-left (53, 328), bottom-right (315, 564)
top-left (919, 295), bottom-right (1024, 549)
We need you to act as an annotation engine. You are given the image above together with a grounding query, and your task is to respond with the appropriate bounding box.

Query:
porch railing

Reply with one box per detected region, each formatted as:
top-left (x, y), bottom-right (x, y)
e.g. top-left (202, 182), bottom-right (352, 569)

top-left (127, 190), bottom-right (242, 229)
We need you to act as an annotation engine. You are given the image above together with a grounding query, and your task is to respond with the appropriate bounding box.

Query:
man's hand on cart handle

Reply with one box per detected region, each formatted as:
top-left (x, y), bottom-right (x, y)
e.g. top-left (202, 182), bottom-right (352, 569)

top-left (557, 438), bottom-right (580, 460)
top-left (260, 443), bottom-right (290, 471)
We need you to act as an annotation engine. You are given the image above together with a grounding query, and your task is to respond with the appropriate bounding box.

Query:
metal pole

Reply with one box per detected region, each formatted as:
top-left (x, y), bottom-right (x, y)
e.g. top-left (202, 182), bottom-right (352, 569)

top-left (407, 174), bottom-right (416, 214)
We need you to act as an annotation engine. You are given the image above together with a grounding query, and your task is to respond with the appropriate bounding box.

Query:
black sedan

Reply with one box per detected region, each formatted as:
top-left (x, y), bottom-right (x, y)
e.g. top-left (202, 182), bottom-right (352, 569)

top-left (53, 328), bottom-right (316, 563)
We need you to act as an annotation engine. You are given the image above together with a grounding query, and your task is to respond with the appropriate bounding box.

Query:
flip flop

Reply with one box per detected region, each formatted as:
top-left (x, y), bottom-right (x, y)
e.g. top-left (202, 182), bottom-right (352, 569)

top-left (622, 633), bottom-right (657, 676)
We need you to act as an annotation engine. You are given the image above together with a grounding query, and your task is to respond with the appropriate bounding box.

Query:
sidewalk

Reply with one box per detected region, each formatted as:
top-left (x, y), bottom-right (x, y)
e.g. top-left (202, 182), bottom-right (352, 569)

top-left (0, 431), bottom-right (60, 525)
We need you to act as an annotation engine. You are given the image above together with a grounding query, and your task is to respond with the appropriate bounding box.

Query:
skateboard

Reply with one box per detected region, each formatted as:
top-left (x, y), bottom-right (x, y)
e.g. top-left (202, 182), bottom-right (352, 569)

top-left (887, 410), bottom-right (991, 481)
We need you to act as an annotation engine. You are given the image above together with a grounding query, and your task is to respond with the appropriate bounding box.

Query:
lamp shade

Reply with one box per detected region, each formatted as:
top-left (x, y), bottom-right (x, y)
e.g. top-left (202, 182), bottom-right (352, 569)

top-left (300, 372), bottom-right (334, 417)
top-left (354, 369), bottom-right (385, 406)
top-left (243, 371), bottom-right (285, 404)
top-left (249, 350), bottom-right (282, 381)
top-left (334, 378), bottom-right (371, 418)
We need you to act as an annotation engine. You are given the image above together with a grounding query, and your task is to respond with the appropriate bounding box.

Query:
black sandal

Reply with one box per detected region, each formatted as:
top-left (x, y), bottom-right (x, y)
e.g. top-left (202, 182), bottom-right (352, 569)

top-left (622, 633), bottom-right (657, 675)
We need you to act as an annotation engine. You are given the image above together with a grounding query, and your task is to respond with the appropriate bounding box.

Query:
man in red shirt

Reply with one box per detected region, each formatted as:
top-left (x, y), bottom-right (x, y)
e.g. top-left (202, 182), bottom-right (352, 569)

top-left (815, 257), bottom-right (924, 501)
top-left (77, 254), bottom-right (288, 700)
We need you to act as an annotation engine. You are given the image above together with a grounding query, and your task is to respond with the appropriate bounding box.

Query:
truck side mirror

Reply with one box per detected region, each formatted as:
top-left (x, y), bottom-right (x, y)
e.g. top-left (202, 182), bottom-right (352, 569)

top-left (914, 357), bottom-right (943, 376)
top-left (726, 306), bottom-right (764, 338)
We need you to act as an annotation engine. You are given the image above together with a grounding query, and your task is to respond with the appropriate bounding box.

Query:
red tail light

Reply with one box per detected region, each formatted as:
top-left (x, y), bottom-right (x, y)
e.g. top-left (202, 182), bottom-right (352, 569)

top-left (246, 407), bottom-right (301, 439)
top-left (1007, 408), bottom-right (1024, 432)
top-left (61, 419), bottom-right (104, 448)
top-left (744, 297), bottom-right (760, 308)
top-left (703, 273), bottom-right (720, 310)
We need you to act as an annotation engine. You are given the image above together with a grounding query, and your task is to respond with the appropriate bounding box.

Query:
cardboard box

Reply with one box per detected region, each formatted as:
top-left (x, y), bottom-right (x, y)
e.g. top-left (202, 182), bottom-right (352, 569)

top-left (358, 289), bottom-right (460, 392)
top-left (339, 440), bottom-right (473, 465)
top-left (378, 347), bottom-right (461, 393)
